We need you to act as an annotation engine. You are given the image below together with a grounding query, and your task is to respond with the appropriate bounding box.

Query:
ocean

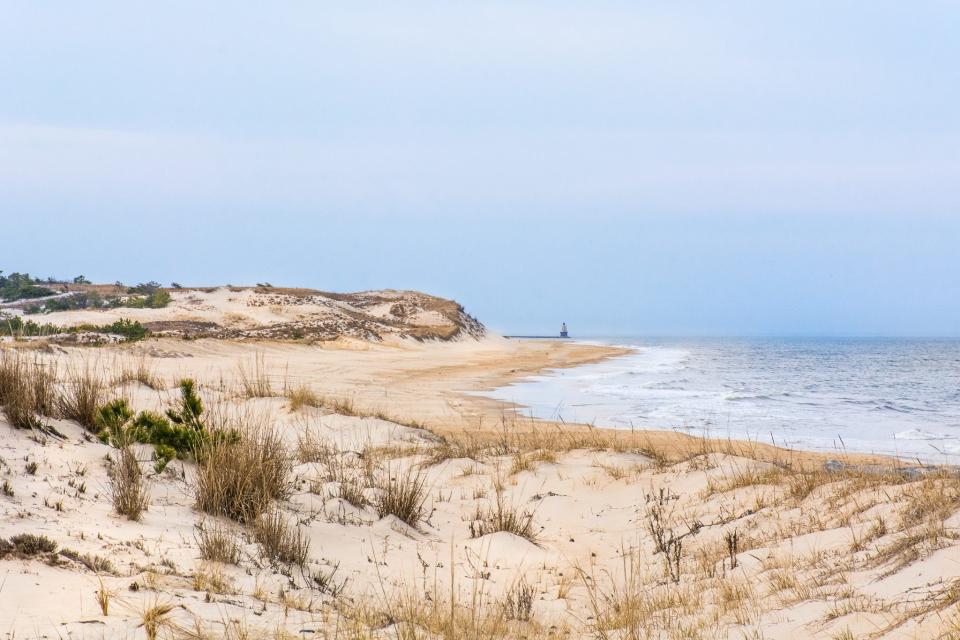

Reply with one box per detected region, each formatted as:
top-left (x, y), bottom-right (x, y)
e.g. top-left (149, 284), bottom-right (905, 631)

top-left (484, 338), bottom-right (960, 464)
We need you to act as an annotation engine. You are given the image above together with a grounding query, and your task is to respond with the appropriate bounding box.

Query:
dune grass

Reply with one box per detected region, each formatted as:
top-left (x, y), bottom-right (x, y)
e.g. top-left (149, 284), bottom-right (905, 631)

top-left (59, 361), bottom-right (107, 430)
top-left (0, 351), bottom-right (59, 430)
top-left (374, 465), bottom-right (429, 528)
top-left (193, 413), bottom-right (291, 523)
top-left (470, 484), bottom-right (539, 542)
top-left (110, 445), bottom-right (149, 520)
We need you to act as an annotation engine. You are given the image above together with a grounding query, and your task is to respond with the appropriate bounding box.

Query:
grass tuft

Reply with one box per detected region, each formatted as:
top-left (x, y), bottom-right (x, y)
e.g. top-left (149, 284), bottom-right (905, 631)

top-left (110, 446), bottom-right (149, 521)
top-left (470, 484), bottom-right (538, 542)
top-left (237, 353), bottom-right (273, 398)
top-left (254, 509), bottom-right (310, 568)
top-left (374, 465), bottom-right (428, 528)
top-left (193, 414), bottom-right (291, 523)
top-left (58, 362), bottom-right (106, 430)
top-left (0, 351), bottom-right (58, 429)
top-left (195, 521), bottom-right (242, 565)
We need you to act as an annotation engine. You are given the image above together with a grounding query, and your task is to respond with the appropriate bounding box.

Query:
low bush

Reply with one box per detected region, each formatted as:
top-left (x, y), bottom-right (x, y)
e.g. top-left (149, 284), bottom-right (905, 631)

top-left (0, 317), bottom-right (63, 338)
top-left (122, 291), bottom-right (171, 309)
top-left (96, 392), bottom-right (205, 471)
top-left (0, 317), bottom-right (148, 341)
top-left (84, 319), bottom-right (148, 341)
top-left (60, 547), bottom-right (115, 573)
top-left (0, 272), bottom-right (54, 302)
top-left (0, 533), bottom-right (58, 558)
top-left (133, 411), bottom-right (201, 471)
top-left (166, 379), bottom-right (205, 431)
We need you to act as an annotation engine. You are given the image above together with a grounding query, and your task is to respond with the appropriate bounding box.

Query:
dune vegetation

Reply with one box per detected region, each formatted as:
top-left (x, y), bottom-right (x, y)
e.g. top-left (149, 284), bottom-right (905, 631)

top-left (1, 340), bottom-right (959, 639)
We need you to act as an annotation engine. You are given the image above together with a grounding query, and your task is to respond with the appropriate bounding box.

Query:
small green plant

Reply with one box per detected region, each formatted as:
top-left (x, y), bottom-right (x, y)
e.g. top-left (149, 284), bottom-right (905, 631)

top-left (5, 533), bottom-right (57, 556)
top-left (96, 395), bottom-right (204, 472)
top-left (133, 411), bottom-right (201, 472)
top-left (96, 398), bottom-right (135, 445)
top-left (166, 379), bottom-right (204, 431)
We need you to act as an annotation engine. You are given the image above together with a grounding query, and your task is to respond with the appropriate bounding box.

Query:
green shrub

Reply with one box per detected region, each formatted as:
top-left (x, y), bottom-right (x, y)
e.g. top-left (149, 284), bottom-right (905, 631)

top-left (1, 318), bottom-right (148, 342)
top-left (0, 317), bottom-right (63, 338)
top-left (120, 282), bottom-right (170, 310)
top-left (0, 272), bottom-right (54, 302)
top-left (101, 319), bottom-right (148, 341)
top-left (96, 398), bottom-right (134, 445)
top-left (146, 290), bottom-right (171, 308)
top-left (127, 281), bottom-right (162, 295)
top-left (97, 394), bottom-right (206, 472)
top-left (133, 410), bottom-right (201, 471)
top-left (6, 533), bottom-right (58, 556)
top-left (166, 379), bottom-right (204, 431)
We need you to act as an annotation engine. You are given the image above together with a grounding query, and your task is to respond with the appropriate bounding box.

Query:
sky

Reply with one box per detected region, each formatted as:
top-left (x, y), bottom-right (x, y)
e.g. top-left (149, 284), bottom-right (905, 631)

top-left (1, 2), bottom-right (958, 336)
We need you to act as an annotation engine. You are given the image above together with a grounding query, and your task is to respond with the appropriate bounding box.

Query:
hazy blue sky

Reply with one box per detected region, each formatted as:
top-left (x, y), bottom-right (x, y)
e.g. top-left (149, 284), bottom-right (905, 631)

top-left (2, 2), bottom-right (958, 336)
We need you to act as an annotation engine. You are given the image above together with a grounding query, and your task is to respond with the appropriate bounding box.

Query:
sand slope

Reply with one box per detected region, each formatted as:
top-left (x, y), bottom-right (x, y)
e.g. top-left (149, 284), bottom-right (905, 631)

top-left (0, 339), bottom-right (958, 638)
top-left (9, 286), bottom-right (486, 341)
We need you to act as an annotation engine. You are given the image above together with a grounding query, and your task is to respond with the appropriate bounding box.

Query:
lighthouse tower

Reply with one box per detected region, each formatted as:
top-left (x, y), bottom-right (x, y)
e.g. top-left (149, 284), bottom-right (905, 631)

top-left (560, 322), bottom-right (569, 338)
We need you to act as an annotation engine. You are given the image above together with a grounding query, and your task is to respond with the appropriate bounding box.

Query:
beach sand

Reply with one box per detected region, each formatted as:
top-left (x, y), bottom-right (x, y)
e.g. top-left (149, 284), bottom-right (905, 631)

top-left (1, 334), bottom-right (958, 638)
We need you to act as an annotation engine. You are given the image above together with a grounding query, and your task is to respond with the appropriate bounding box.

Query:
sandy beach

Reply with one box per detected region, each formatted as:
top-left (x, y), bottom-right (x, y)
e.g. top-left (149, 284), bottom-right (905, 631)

top-left (3, 319), bottom-right (959, 639)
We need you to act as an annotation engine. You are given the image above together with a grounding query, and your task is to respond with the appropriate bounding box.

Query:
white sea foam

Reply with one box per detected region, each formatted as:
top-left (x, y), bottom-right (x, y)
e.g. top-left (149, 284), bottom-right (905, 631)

top-left (482, 338), bottom-right (960, 464)
top-left (895, 428), bottom-right (956, 441)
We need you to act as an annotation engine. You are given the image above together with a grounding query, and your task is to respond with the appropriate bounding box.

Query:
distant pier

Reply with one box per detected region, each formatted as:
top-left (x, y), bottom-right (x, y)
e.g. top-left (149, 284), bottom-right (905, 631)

top-left (505, 323), bottom-right (570, 339)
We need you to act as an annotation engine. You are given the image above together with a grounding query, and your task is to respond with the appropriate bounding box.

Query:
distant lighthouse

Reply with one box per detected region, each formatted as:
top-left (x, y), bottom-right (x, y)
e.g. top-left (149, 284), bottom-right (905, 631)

top-left (560, 322), bottom-right (569, 338)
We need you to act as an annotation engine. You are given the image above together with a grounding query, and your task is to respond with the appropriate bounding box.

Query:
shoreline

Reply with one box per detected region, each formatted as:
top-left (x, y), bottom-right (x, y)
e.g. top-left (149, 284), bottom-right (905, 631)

top-left (7, 334), bottom-right (906, 468)
top-left (475, 338), bottom-right (955, 469)
top-left (3, 333), bottom-right (956, 639)
top-left (439, 338), bottom-right (908, 469)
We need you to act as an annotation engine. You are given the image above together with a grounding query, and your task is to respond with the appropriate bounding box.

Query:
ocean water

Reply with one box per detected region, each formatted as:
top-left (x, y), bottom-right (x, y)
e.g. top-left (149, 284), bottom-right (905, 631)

top-left (484, 338), bottom-right (960, 463)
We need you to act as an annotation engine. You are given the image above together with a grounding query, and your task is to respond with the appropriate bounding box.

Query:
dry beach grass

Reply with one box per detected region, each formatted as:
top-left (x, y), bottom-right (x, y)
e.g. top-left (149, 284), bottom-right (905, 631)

top-left (0, 335), bottom-right (958, 639)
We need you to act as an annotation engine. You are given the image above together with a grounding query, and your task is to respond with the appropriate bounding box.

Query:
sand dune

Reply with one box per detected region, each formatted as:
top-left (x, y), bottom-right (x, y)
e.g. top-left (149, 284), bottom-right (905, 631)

top-left (8, 285), bottom-right (485, 342)
top-left (1, 333), bottom-right (959, 638)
